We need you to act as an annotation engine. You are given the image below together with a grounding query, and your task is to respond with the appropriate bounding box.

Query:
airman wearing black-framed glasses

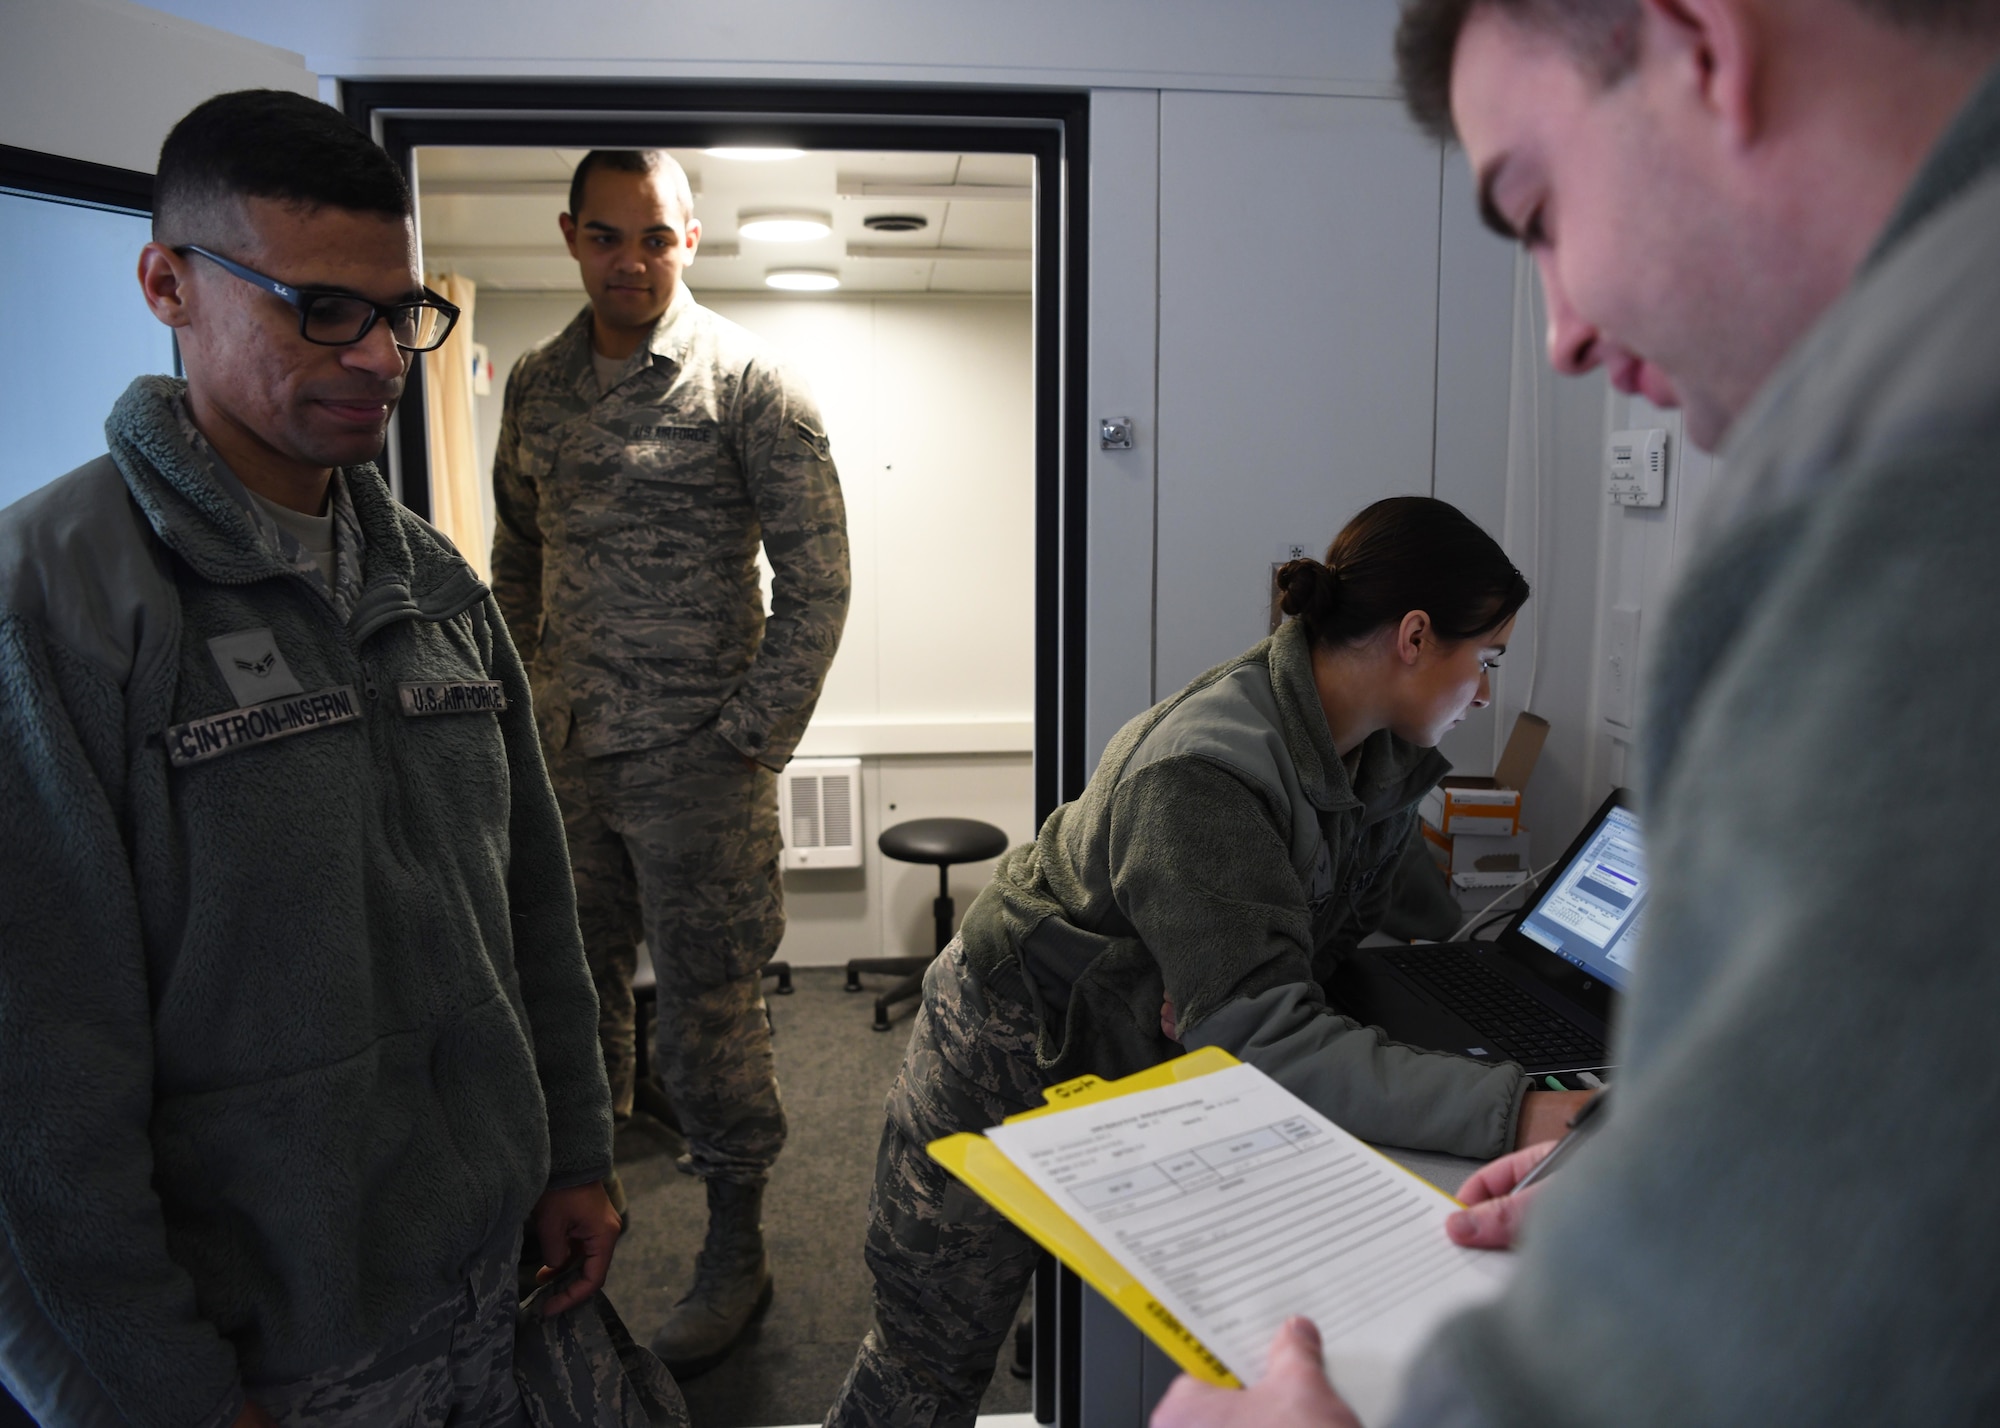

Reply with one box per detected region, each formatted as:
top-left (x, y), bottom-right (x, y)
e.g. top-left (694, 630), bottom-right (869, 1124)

top-left (135, 195), bottom-right (434, 520)
top-left (0, 89), bottom-right (626, 1428)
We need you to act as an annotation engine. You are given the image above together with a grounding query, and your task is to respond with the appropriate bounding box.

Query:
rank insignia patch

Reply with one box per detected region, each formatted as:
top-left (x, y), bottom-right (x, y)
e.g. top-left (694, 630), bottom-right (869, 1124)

top-left (207, 627), bottom-right (305, 706)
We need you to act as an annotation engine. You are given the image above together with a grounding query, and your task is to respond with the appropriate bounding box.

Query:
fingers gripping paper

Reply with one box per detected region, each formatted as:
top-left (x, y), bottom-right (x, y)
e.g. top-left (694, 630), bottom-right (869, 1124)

top-left (929, 1049), bottom-right (1512, 1424)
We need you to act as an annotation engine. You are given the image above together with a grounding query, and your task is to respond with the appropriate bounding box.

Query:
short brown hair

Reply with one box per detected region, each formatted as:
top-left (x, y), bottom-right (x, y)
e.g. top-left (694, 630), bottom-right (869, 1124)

top-left (1396, 0), bottom-right (2000, 142)
top-left (1395, 1), bottom-right (1639, 142)
top-left (567, 150), bottom-right (695, 229)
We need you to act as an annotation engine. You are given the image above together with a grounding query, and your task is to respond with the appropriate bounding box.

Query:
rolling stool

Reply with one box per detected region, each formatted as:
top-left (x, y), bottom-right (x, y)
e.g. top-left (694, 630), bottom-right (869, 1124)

top-left (847, 817), bottom-right (1010, 1031)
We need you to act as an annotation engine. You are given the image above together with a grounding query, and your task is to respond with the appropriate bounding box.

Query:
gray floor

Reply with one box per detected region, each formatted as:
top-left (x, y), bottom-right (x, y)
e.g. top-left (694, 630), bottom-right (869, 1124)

top-left (607, 967), bottom-right (1033, 1428)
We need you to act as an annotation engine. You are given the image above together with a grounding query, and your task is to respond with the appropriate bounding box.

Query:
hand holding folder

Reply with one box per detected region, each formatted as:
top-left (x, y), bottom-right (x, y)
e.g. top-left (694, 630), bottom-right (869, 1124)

top-left (928, 1048), bottom-right (1513, 1426)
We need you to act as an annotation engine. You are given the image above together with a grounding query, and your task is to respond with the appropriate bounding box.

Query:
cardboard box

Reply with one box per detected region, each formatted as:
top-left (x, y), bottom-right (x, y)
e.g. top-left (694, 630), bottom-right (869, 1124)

top-left (1420, 712), bottom-right (1550, 838)
top-left (1449, 830), bottom-right (1532, 891)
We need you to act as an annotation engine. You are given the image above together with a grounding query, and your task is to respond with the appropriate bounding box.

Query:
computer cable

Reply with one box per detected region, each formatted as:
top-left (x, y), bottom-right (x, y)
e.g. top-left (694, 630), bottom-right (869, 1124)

top-left (1450, 859), bottom-right (1561, 943)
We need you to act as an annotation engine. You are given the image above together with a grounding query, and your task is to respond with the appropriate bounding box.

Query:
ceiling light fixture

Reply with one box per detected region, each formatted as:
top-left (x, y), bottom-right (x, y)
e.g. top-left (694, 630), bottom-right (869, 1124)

top-left (764, 268), bottom-right (841, 292)
top-left (705, 146), bottom-right (805, 162)
top-left (738, 210), bottom-right (833, 243)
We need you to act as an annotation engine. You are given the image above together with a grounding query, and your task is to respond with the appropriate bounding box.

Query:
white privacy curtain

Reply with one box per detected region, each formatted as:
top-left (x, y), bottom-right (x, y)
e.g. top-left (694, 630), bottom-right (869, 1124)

top-left (421, 271), bottom-right (489, 579)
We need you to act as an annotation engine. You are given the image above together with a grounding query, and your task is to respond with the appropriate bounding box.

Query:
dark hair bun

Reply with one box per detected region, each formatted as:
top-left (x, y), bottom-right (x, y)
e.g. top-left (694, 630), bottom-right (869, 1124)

top-left (1288, 496), bottom-right (1529, 648)
top-left (1276, 558), bottom-right (1340, 623)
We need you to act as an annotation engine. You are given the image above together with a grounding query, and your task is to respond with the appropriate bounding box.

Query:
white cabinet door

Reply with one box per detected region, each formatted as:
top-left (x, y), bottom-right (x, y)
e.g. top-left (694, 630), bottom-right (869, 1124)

top-left (1153, 91), bottom-right (1445, 693)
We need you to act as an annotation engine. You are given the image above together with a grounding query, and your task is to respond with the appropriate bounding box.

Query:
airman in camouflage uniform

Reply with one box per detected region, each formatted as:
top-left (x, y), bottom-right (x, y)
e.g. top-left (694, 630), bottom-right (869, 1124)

top-left (493, 149), bottom-right (849, 1373)
top-left (827, 938), bottom-right (1047, 1428)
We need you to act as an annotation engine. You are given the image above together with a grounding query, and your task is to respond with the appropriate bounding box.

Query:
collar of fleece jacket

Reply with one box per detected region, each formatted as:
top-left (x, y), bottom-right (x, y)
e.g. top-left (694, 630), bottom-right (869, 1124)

top-left (1264, 615), bottom-right (1451, 823)
top-left (105, 375), bottom-right (484, 628)
top-left (1865, 59), bottom-right (2000, 272)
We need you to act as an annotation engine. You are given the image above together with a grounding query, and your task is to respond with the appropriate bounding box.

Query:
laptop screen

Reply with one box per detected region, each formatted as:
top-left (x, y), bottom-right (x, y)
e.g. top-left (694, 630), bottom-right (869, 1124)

top-left (1513, 804), bottom-right (1647, 993)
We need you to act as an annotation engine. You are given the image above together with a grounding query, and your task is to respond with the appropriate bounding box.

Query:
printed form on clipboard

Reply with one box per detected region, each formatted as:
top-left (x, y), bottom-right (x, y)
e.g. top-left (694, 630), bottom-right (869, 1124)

top-left (928, 1047), bottom-right (1513, 1425)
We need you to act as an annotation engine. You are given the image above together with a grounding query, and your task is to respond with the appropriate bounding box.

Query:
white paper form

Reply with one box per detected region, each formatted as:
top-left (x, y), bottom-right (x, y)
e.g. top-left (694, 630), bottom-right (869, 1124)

top-left (985, 1062), bottom-right (1512, 1424)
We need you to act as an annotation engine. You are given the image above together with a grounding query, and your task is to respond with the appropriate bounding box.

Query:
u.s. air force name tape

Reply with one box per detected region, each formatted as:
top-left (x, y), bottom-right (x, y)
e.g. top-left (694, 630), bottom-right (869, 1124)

top-left (397, 680), bottom-right (508, 717)
top-left (166, 685), bottom-right (361, 767)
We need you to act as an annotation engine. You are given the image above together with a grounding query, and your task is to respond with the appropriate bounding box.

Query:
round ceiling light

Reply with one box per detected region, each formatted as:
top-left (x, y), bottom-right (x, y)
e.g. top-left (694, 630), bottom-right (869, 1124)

top-left (738, 210), bottom-right (833, 243)
top-left (764, 268), bottom-right (841, 292)
top-left (704, 146), bottom-right (805, 162)
top-left (862, 213), bottom-right (929, 233)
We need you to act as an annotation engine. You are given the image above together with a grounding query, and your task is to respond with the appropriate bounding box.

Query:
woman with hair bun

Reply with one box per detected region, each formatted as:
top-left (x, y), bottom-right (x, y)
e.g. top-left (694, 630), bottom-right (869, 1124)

top-left (829, 496), bottom-right (1588, 1428)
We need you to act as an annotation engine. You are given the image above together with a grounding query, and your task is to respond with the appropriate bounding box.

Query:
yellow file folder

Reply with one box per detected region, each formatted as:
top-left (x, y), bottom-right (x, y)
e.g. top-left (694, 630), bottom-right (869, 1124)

top-left (927, 1045), bottom-right (1247, 1388)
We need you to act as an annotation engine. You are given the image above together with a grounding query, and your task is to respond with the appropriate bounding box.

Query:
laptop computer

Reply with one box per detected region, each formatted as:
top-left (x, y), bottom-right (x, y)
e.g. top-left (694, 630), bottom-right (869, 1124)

top-left (1329, 789), bottom-right (1646, 1079)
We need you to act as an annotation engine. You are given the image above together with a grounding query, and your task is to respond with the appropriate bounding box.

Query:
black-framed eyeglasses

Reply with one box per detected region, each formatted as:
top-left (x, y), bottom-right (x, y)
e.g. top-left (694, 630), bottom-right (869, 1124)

top-left (177, 245), bottom-right (461, 353)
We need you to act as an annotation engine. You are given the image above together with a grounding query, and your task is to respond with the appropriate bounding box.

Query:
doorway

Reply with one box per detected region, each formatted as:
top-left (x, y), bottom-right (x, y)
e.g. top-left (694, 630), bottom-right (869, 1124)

top-left (345, 84), bottom-right (1087, 1426)
top-left (342, 83), bottom-right (1090, 818)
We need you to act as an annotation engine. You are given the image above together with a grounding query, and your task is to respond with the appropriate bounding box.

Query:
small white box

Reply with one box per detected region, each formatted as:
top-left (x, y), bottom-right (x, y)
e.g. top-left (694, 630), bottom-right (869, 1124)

top-left (1449, 831), bottom-right (1532, 891)
top-left (1420, 713), bottom-right (1549, 838)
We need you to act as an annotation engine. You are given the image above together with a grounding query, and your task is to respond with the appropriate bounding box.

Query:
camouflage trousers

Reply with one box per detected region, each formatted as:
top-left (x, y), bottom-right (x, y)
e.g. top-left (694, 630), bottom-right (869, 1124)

top-left (826, 939), bottom-right (1047, 1428)
top-left (550, 730), bottom-right (788, 1183)
top-left (254, 1251), bottom-right (523, 1428)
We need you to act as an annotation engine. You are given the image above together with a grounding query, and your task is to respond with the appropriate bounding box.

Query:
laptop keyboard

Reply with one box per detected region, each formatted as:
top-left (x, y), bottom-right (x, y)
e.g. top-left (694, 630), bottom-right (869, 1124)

top-left (1380, 948), bottom-right (1607, 1066)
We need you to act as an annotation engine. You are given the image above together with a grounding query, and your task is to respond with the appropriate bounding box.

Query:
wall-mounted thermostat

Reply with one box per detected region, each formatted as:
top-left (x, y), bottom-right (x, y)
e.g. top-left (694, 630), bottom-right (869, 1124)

top-left (1607, 427), bottom-right (1668, 507)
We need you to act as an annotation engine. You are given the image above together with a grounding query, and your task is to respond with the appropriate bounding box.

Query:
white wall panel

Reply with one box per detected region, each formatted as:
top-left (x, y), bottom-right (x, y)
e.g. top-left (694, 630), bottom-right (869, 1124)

top-left (867, 301), bottom-right (1035, 724)
top-left (1153, 92), bottom-right (1444, 694)
top-left (136, 0), bottom-right (1398, 96)
top-left (1084, 90), bottom-right (1162, 773)
top-left (0, 0), bottom-right (313, 172)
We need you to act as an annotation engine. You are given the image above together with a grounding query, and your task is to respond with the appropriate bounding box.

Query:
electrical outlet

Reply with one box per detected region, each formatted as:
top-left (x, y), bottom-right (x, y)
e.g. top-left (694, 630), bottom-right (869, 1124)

top-left (1603, 605), bottom-right (1641, 728)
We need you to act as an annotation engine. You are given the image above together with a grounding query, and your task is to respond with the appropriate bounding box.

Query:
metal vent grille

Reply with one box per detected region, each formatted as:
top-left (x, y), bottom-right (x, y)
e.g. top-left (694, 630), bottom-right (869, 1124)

top-left (777, 757), bottom-right (863, 869)
top-left (822, 774), bottom-right (854, 847)
top-left (789, 775), bottom-right (821, 849)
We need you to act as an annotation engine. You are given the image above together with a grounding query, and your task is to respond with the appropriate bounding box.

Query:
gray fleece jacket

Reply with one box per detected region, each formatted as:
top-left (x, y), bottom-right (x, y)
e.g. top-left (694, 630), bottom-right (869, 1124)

top-left (964, 617), bottom-right (1528, 1160)
top-left (1396, 60), bottom-right (2000, 1428)
top-left (0, 377), bottom-right (613, 1428)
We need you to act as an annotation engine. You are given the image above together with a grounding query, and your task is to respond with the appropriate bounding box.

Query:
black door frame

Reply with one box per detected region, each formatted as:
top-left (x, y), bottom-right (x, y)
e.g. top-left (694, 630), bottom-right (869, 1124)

top-left (343, 81), bottom-right (1089, 815)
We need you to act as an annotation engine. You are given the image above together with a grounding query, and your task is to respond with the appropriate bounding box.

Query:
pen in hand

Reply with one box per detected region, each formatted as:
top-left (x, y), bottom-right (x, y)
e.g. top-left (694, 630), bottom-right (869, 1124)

top-left (1511, 1087), bottom-right (1611, 1196)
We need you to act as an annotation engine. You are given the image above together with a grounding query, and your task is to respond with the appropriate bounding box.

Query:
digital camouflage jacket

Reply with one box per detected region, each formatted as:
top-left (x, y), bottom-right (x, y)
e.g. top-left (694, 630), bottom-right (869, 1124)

top-left (491, 289), bottom-right (850, 767)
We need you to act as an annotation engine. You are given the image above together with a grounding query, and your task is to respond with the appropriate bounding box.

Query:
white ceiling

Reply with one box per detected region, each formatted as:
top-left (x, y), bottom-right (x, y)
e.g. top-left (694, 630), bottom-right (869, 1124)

top-left (414, 146), bottom-right (1035, 295)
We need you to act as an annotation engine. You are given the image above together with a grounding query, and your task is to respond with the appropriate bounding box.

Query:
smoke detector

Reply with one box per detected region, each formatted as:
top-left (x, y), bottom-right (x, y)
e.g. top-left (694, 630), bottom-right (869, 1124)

top-left (862, 214), bottom-right (928, 233)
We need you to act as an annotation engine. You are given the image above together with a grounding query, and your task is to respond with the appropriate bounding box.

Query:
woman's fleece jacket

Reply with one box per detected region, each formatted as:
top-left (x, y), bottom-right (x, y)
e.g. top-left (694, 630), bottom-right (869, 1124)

top-left (962, 616), bottom-right (1528, 1160)
top-left (0, 377), bottom-right (613, 1428)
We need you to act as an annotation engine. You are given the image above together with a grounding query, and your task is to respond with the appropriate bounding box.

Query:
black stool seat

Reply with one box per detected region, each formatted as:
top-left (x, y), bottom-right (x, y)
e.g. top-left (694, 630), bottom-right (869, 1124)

top-left (848, 816), bottom-right (1011, 1030)
top-left (878, 817), bottom-right (1011, 867)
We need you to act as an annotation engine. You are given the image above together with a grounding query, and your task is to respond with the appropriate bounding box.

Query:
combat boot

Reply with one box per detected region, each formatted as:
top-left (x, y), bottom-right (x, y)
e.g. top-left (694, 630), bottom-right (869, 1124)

top-left (650, 1178), bottom-right (774, 1376)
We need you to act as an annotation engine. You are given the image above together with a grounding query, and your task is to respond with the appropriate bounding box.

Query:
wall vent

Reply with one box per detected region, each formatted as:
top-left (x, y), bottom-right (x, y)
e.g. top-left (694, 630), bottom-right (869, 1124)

top-left (778, 757), bottom-right (863, 870)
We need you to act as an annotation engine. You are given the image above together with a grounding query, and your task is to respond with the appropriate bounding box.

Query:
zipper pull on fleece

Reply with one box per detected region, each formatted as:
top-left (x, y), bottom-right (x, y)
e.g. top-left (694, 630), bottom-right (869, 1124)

top-left (361, 661), bottom-right (380, 703)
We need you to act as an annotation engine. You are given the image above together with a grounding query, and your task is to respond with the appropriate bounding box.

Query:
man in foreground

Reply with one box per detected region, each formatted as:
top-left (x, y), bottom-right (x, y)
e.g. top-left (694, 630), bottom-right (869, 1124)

top-left (0, 90), bottom-right (618, 1428)
top-left (1156, 0), bottom-right (2000, 1422)
top-left (493, 149), bottom-right (848, 1373)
